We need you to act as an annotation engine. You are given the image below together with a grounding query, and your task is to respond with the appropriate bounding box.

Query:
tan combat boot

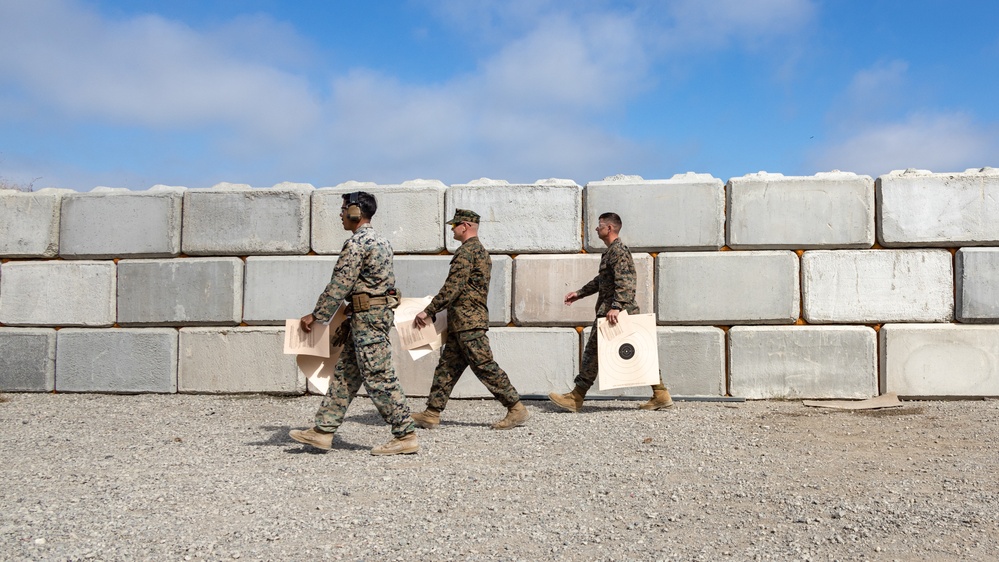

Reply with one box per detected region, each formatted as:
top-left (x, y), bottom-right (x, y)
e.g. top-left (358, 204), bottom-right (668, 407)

top-left (370, 432), bottom-right (419, 456)
top-left (490, 401), bottom-right (530, 430)
top-left (639, 388), bottom-right (674, 410)
top-left (548, 386), bottom-right (586, 413)
top-left (411, 408), bottom-right (441, 429)
top-left (289, 427), bottom-right (334, 450)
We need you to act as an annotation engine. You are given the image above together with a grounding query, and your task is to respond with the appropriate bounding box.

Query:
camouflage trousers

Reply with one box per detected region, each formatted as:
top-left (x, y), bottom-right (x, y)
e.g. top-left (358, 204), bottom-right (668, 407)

top-left (575, 319), bottom-right (666, 393)
top-left (426, 329), bottom-right (521, 411)
top-left (315, 308), bottom-right (415, 438)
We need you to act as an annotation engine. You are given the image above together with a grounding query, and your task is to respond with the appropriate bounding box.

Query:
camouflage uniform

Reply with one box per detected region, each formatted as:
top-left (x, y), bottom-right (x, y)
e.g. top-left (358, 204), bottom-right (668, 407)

top-left (312, 224), bottom-right (415, 438)
top-left (574, 238), bottom-right (665, 392)
top-left (423, 235), bottom-right (521, 411)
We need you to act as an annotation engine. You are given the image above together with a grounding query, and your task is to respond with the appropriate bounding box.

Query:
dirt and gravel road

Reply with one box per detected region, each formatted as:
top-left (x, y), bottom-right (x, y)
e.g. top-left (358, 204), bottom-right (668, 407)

top-left (2, 393), bottom-right (997, 561)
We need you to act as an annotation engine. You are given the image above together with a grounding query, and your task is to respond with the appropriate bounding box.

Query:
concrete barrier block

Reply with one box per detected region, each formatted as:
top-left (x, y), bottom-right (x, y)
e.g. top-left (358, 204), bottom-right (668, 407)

top-left (182, 185), bottom-right (311, 255)
top-left (802, 250), bottom-right (953, 323)
top-left (880, 324), bottom-right (999, 396)
top-left (55, 328), bottom-right (177, 393)
top-left (0, 261), bottom-right (115, 327)
top-left (730, 326), bottom-right (877, 399)
top-left (179, 327), bottom-right (305, 394)
top-left (877, 167), bottom-right (999, 246)
top-left (243, 256), bottom-right (339, 325)
top-left (0, 328), bottom-right (56, 391)
top-left (0, 189), bottom-right (70, 258)
top-left (656, 251), bottom-right (799, 325)
top-left (956, 248), bottom-right (999, 323)
top-left (583, 173), bottom-right (725, 251)
top-left (446, 179), bottom-right (582, 253)
top-left (394, 255), bottom-right (512, 326)
top-left (582, 326), bottom-right (727, 398)
top-left (450, 328), bottom-right (579, 398)
top-left (512, 254), bottom-right (655, 326)
top-left (59, 189), bottom-right (183, 258)
top-left (312, 180), bottom-right (446, 254)
top-left (117, 258), bottom-right (243, 326)
top-left (727, 171), bottom-right (875, 249)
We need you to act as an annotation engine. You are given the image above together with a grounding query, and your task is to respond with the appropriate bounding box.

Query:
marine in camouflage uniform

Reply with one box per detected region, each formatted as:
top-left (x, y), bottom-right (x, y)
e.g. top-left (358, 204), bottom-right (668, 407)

top-left (549, 212), bottom-right (672, 412)
top-left (411, 209), bottom-right (529, 430)
top-left (290, 191), bottom-right (417, 455)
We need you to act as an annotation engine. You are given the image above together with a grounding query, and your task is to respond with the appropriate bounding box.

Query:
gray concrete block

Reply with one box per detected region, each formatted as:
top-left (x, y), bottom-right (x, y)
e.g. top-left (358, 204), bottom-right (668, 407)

top-left (581, 325), bottom-right (727, 398)
top-left (446, 179), bottom-right (582, 253)
top-left (656, 251), bottom-right (799, 325)
top-left (312, 180), bottom-right (446, 254)
top-left (584, 173), bottom-right (725, 251)
top-left (727, 171), bottom-right (875, 249)
top-left (0, 189), bottom-right (69, 258)
top-left (802, 250), bottom-right (954, 323)
top-left (730, 326), bottom-right (877, 399)
top-left (956, 248), bottom-right (999, 323)
top-left (880, 324), bottom-right (999, 397)
top-left (0, 328), bottom-right (56, 391)
top-left (512, 254), bottom-right (655, 326)
top-left (117, 258), bottom-right (243, 326)
top-left (179, 327), bottom-right (305, 394)
top-left (59, 189), bottom-right (183, 258)
top-left (182, 186), bottom-right (311, 255)
top-left (0, 261), bottom-right (116, 327)
top-left (243, 256), bottom-right (339, 325)
top-left (877, 167), bottom-right (999, 246)
top-left (394, 255), bottom-right (512, 326)
top-left (55, 328), bottom-right (178, 393)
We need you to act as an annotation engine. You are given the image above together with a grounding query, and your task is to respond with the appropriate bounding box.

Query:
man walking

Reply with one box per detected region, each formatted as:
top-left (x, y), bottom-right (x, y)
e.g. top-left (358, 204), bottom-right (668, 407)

top-left (290, 191), bottom-right (419, 455)
top-left (549, 212), bottom-right (673, 412)
top-left (410, 209), bottom-right (529, 430)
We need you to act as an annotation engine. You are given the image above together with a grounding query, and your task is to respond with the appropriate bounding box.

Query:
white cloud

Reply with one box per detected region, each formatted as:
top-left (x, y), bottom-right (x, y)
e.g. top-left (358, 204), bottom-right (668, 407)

top-left (655, 0), bottom-right (816, 51)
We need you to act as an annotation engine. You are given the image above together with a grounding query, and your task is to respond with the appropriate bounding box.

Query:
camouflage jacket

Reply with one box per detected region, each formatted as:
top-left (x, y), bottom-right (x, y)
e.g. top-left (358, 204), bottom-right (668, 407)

top-left (312, 224), bottom-right (396, 323)
top-left (577, 238), bottom-right (639, 317)
top-left (425, 236), bottom-right (490, 332)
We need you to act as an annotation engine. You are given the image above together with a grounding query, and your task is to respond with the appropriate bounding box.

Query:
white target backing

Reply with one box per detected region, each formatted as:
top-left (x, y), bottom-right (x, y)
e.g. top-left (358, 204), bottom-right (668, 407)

top-left (597, 312), bottom-right (660, 390)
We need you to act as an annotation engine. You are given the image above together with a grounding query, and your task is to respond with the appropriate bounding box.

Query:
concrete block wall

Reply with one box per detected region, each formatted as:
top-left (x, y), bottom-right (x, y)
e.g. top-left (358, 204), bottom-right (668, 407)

top-left (2, 167), bottom-right (999, 399)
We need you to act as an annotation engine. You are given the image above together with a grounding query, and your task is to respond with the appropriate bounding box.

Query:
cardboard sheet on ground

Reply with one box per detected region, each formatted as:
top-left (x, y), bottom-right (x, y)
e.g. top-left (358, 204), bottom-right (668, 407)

top-left (597, 311), bottom-right (661, 391)
top-left (802, 392), bottom-right (903, 410)
top-left (283, 302), bottom-right (348, 395)
top-left (393, 296), bottom-right (447, 360)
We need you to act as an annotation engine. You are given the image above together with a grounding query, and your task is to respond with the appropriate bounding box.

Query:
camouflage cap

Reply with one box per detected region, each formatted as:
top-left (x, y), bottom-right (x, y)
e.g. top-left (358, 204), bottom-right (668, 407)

top-left (446, 209), bottom-right (480, 225)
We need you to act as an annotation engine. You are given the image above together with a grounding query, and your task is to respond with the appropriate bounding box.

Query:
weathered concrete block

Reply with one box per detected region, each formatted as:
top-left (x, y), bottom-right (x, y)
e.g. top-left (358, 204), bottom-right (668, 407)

top-left (117, 258), bottom-right (243, 326)
top-left (446, 179), bottom-right (582, 253)
top-left (179, 327), bottom-right (305, 394)
top-left (583, 173), bottom-right (725, 251)
top-left (0, 189), bottom-right (70, 258)
top-left (877, 167), bottom-right (999, 246)
top-left (0, 261), bottom-right (116, 327)
top-left (243, 256), bottom-right (339, 325)
top-left (182, 185), bottom-right (311, 255)
top-left (55, 328), bottom-right (177, 393)
top-left (393, 255), bottom-right (512, 326)
top-left (0, 328), bottom-right (56, 391)
top-left (312, 180), bottom-right (446, 254)
top-left (956, 248), bottom-right (999, 323)
top-left (656, 251), bottom-right (799, 325)
top-left (512, 254), bottom-right (655, 326)
top-left (802, 250), bottom-right (953, 323)
top-left (729, 326), bottom-right (877, 399)
top-left (59, 188), bottom-right (183, 258)
top-left (581, 326), bottom-right (727, 398)
top-left (727, 171), bottom-right (874, 249)
top-left (880, 324), bottom-right (999, 396)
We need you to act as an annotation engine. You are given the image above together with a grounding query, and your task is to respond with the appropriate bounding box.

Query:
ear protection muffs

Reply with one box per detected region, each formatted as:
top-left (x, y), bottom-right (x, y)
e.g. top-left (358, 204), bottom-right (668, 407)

top-left (345, 192), bottom-right (362, 222)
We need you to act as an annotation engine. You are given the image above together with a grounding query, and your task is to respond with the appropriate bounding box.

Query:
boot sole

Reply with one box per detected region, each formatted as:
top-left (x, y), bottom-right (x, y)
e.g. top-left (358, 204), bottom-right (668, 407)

top-left (370, 445), bottom-right (420, 456)
top-left (289, 431), bottom-right (332, 451)
top-left (548, 397), bottom-right (580, 413)
top-left (490, 414), bottom-right (529, 430)
top-left (639, 403), bottom-right (674, 411)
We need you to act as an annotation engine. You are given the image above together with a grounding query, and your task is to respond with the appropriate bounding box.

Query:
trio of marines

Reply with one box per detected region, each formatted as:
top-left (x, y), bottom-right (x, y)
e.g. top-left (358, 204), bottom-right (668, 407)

top-left (289, 191), bottom-right (673, 456)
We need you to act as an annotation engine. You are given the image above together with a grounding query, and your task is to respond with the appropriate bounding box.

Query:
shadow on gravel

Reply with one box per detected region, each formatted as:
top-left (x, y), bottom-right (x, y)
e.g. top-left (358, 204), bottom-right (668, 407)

top-left (246, 424), bottom-right (369, 453)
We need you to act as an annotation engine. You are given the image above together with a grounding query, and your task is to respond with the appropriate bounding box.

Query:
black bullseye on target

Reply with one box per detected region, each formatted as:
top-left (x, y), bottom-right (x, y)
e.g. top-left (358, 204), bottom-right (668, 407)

top-left (618, 343), bottom-right (635, 360)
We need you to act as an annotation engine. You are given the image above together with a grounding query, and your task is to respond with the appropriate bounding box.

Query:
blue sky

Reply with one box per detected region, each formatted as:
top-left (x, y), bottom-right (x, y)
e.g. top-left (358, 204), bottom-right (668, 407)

top-left (1, 0), bottom-right (997, 191)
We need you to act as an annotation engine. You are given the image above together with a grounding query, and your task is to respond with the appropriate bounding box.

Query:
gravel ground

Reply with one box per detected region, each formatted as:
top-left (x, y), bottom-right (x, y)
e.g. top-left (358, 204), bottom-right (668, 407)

top-left (2, 392), bottom-right (998, 561)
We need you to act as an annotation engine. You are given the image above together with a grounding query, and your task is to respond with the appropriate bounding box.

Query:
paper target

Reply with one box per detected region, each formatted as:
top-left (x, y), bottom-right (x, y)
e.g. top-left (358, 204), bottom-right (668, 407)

top-left (597, 312), bottom-right (660, 391)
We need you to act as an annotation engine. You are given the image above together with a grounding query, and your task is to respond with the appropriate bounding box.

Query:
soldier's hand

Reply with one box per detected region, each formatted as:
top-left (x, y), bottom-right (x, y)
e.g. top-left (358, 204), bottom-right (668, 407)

top-left (606, 309), bottom-right (620, 325)
top-left (300, 313), bottom-right (315, 333)
top-left (413, 311), bottom-right (430, 329)
top-left (564, 291), bottom-right (579, 306)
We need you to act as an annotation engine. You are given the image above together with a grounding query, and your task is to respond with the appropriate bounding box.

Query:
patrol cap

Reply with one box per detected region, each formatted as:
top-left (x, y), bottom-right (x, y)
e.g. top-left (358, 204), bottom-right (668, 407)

top-left (446, 209), bottom-right (480, 225)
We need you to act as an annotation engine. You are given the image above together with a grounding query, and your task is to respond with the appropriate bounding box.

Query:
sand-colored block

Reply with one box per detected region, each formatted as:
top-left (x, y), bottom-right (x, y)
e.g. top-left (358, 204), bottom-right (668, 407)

top-left (880, 324), bottom-right (999, 397)
top-left (179, 327), bottom-right (305, 394)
